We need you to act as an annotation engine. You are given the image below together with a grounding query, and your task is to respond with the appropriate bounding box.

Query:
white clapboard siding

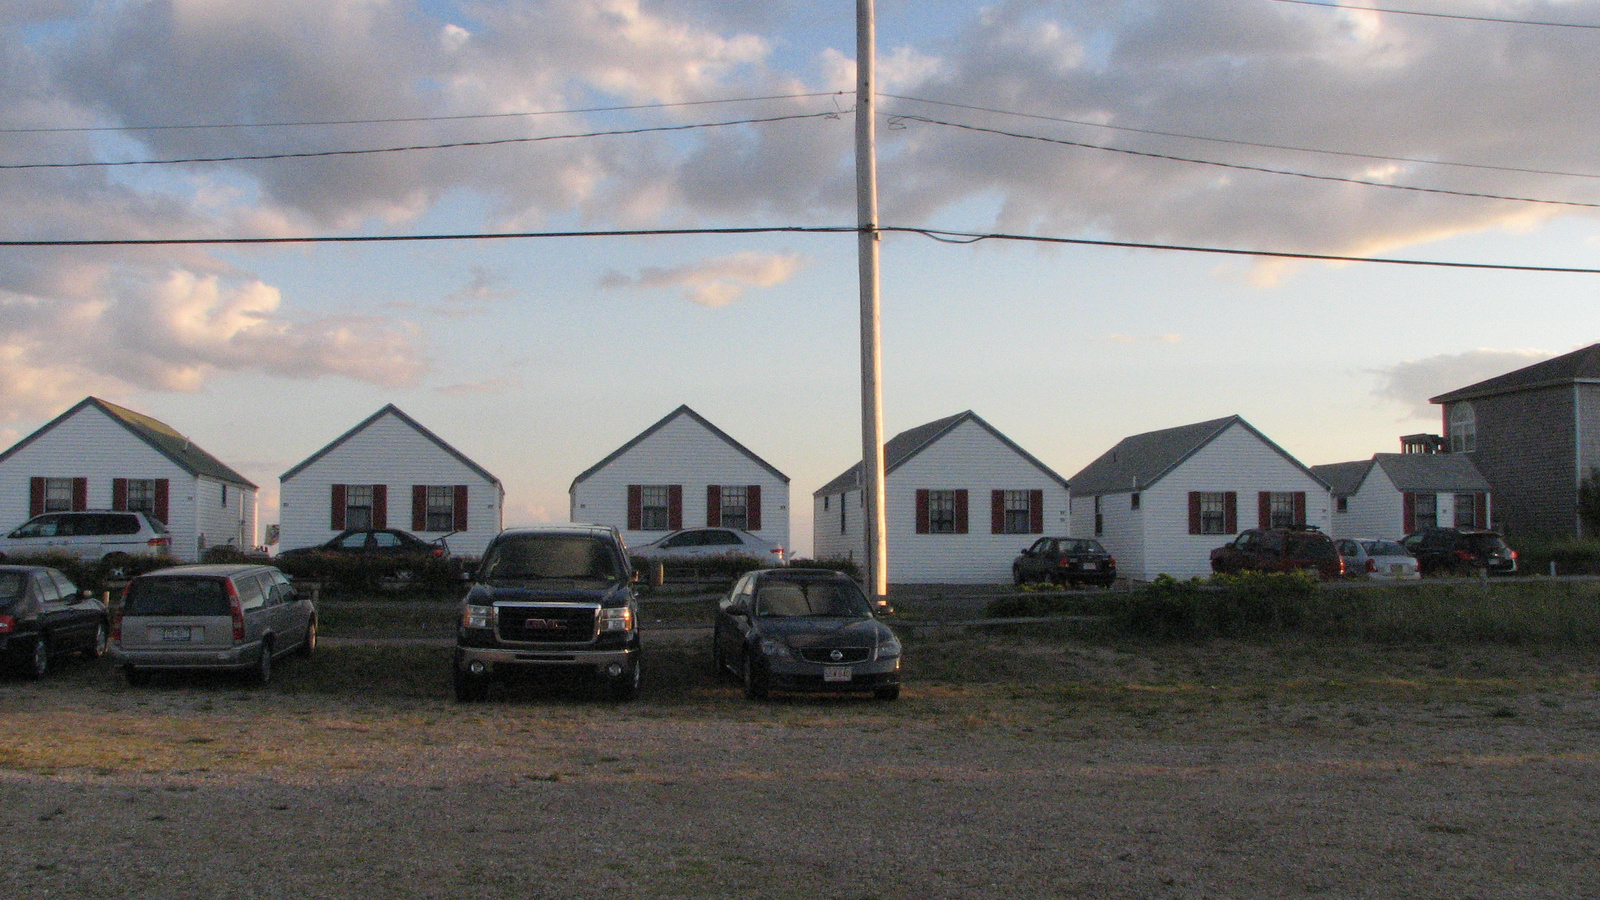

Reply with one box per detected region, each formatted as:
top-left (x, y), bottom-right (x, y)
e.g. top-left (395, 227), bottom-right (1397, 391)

top-left (570, 408), bottom-right (790, 553)
top-left (1334, 468), bottom-right (1404, 540)
top-left (279, 407), bottom-right (503, 557)
top-left (1071, 491), bottom-right (1145, 579)
top-left (812, 489), bottom-right (862, 562)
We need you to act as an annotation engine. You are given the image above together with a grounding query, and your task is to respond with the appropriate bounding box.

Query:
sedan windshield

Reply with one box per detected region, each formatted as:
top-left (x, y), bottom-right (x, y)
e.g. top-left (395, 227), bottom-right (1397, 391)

top-left (754, 580), bottom-right (872, 618)
top-left (480, 535), bottom-right (621, 584)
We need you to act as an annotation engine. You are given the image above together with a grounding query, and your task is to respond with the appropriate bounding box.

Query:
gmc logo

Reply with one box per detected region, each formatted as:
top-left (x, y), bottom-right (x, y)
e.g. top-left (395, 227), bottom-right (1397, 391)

top-left (523, 618), bottom-right (563, 630)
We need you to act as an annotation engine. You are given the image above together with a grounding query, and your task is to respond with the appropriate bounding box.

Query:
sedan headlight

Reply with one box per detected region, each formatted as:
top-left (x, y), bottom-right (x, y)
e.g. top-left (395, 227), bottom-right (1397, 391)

top-left (876, 637), bottom-right (902, 660)
top-left (462, 604), bottom-right (496, 629)
top-left (599, 606), bottom-right (634, 633)
top-left (758, 638), bottom-right (792, 659)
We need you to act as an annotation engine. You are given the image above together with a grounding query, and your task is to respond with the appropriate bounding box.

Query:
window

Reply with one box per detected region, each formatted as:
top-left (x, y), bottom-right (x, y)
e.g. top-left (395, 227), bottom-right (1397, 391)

top-left (221, 484), bottom-right (229, 507)
top-left (1189, 491), bottom-right (1237, 535)
top-left (1454, 493), bottom-right (1482, 528)
top-left (1414, 493), bottom-right (1438, 529)
top-left (1268, 493), bottom-right (1297, 529)
top-left (345, 485), bottom-right (374, 530)
top-left (841, 493), bottom-right (848, 533)
top-left (1449, 402), bottom-right (1476, 453)
top-left (640, 486), bottom-right (670, 531)
top-left (426, 486), bottom-right (456, 531)
top-left (992, 490), bottom-right (1039, 535)
top-left (719, 486), bottom-right (748, 530)
top-left (927, 490), bottom-right (956, 533)
top-left (332, 484), bottom-right (386, 530)
top-left (43, 478), bottom-right (73, 512)
top-left (1337, 496), bottom-right (1349, 513)
top-left (1094, 495), bottom-right (1103, 536)
top-left (1130, 493), bottom-right (1141, 510)
top-left (127, 479), bottom-right (157, 516)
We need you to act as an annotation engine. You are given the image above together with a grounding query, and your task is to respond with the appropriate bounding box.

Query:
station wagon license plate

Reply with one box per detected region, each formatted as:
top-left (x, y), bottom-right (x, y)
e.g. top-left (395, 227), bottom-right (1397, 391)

top-left (823, 666), bottom-right (852, 683)
top-left (1081, 562), bottom-right (1098, 570)
top-left (154, 626), bottom-right (194, 642)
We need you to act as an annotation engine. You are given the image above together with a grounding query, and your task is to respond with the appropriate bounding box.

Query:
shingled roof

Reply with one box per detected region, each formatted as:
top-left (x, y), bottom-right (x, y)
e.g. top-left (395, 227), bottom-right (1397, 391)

top-left (569, 405), bottom-right (787, 492)
top-left (1431, 344), bottom-right (1600, 404)
top-left (0, 396), bottom-right (256, 488)
top-left (1070, 415), bottom-right (1327, 496)
top-left (814, 411), bottom-right (1067, 497)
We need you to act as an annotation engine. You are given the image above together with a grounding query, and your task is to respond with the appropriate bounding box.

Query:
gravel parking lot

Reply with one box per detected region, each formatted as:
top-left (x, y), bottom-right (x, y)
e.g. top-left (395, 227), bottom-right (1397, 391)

top-left (4, 623), bottom-right (1600, 899)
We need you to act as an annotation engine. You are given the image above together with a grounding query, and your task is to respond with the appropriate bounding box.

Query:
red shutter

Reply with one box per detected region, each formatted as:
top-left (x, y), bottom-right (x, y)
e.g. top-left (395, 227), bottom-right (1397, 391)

top-left (29, 477), bottom-right (44, 518)
top-left (668, 485), bottom-right (683, 530)
top-left (1475, 492), bottom-right (1488, 529)
top-left (153, 479), bottom-right (169, 526)
top-left (1029, 489), bottom-right (1044, 534)
top-left (991, 490), bottom-right (1004, 534)
top-left (954, 489), bottom-right (969, 534)
top-left (1402, 492), bottom-right (1416, 534)
top-left (112, 478), bottom-right (128, 511)
top-left (1258, 492), bottom-right (1271, 529)
top-left (453, 485), bottom-right (469, 531)
top-left (412, 485), bottom-right (428, 531)
top-left (71, 477), bottom-right (87, 511)
top-left (1188, 492), bottom-right (1201, 535)
top-left (706, 485), bottom-right (722, 527)
top-left (1224, 492), bottom-right (1238, 533)
top-left (371, 484), bottom-right (388, 529)
top-left (747, 485), bottom-right (761, 532)
top-left (915, 489), bottom-right (930, 534)
top-left (331, 484), bottom-right (347, 530)
top-left (1294, 492), bottom-right (1307, 526)
top-left (627, 485), bottom-right (642, 531)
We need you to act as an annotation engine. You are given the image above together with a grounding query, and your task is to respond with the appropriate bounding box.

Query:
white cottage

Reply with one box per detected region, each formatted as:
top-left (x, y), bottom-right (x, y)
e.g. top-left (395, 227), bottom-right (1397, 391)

top-left (569, 405), bottom-right (790, 553)
top-left (0, 396), bottom-right (258, 561)
top-left (1068, 416), bottom-right (1332, 581)
top-left (278, 405), bottom-right (504, 557)
top-left (812, 411), bottom-right (1070, 584)
top-left (1313, 453), bottom-right (1493, 540)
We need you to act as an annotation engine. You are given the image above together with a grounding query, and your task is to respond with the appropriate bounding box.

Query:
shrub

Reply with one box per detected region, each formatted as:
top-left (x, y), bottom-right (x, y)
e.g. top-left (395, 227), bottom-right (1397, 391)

top-left (271, 552), bottom-right (467, 595)
top-left (1112, 571), bottom-right (1319, 640)
top-left (0, 551), bottom-right (178, 596)
top-left (1505, 534), bottom-right (1600, 576)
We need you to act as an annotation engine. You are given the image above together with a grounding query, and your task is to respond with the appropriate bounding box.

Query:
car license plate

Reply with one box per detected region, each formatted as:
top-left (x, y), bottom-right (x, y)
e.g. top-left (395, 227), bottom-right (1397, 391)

top-left (1081, 562), bottom-right (1098, 571)
top-left (823, 666), bottom-right (852, 683)
top-left (155, 626), bottom-right (193, 642)
top-left (1389, 564), bottom-right (1406, 576)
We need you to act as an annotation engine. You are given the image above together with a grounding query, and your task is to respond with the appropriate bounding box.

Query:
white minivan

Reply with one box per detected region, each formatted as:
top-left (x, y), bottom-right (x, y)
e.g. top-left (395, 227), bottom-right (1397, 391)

top-left (0, 510), bottom-right (173, 566)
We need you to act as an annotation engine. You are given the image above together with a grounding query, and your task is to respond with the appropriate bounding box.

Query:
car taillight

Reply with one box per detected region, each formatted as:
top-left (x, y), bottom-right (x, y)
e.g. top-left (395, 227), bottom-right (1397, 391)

top-left (226, 579), bottom-right (245, 642)
top-left (1366, 559), bottom-right (1377, 574)
top-left (1510, 550), bottom-right (1519, 559)
top-left (0, 614), bottom-right (13, 634)
top-left (148, 536), bottom-right (170, 548)
top-left (111, 586), bottom-right (128, 641)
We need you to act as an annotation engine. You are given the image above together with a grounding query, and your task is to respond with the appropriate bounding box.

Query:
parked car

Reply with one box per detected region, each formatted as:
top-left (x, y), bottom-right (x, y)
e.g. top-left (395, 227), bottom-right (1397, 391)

top-left (0, 565), bottom-right (107, 679)
top-left (1210, 527), bottom-right (1345, 579)
top-left (712, 568), bottom-right (901, 701)
top-left (1013, 537), bottom-right (1117, 587)
top-left (453, 525), bottom-right (641, 702)
top-left (0, 510), bottom-right (171, 568)
top-left (633, 528), bottom-right (786, 565)
top-left (1400, 527), bottom-right (1518, 576)
top-left (1335, 538), bottom-right (1420, 580)
top-left (276, 528), bottom-right (449, 559)
top-left (111, 564), bottom-right (315, 686)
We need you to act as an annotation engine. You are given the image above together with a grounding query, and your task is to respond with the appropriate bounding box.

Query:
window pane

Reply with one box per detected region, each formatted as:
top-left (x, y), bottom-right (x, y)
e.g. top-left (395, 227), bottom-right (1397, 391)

top-left (720, 486), bottom-right (748, 530)
top-left (928, 490), bottom-right (956, 534)
top-left (426, 485), bottom-right (456, 532)
top-left (640, 485), bottom-right (670, 531)
top-left (1003, 490), bottom-right (1032, 534)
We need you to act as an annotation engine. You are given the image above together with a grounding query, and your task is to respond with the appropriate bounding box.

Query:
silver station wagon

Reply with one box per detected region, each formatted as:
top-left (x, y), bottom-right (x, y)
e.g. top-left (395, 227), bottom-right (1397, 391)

top-left (111, 564), bottom-right (315, 686)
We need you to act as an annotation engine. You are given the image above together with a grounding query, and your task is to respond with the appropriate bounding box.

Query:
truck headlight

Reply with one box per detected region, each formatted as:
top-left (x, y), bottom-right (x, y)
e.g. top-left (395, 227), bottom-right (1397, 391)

top-left (463, 604), bottom-right (496, 629)
top-left (599, 606), bottom-right (634, 633)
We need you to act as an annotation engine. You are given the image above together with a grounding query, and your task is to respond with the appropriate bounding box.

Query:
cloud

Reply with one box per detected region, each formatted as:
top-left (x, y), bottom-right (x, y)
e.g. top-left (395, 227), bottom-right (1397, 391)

top-left (1372, 348), bottom-right (1554, 418)
top-left (600, 250), bottom-right (806, 307)
top-left (436, 377), bottom-right (519, 396)
top-left (1107, 333), bottom-right (1182, 345)
top-left (435, 268), bottom-right (511, 319)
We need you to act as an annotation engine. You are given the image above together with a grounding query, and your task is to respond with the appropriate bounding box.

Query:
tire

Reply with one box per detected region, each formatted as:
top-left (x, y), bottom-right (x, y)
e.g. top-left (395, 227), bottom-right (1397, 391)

top-left (123, 665), bottom-right (150, 687)
top-left (296, 617), bottom-right (316, 659)
top-left (608, 656), bottom-right (641, 702)
top-left (742, 650), bottom-right (769, 701)
top-left (1012, 565), bottom-right (1025, 586)
top-left (84, 621), bottom-right (109, 659)
top-left (252, 639), bottom-right (273, 686)
top-left (874, 684), bottom-right (901, 701)
top-left (22, 634), bottom-right (49, 681)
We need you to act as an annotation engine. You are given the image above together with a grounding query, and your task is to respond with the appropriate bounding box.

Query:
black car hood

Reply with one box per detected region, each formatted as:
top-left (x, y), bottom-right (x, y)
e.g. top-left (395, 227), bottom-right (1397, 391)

top-left (469, 582), bottom-right (631, 608)
top-left (755, 617), bottom-right (890, 648)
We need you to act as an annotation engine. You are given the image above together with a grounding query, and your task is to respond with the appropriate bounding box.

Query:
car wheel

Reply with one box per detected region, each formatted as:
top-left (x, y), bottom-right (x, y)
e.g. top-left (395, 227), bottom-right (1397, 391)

top-left (1012, 565), bottom-right (1025, 586)
top-left (22, 635), bottom-right (49, 680)
top-left (296, 617), bottom-right (317, 659)
top-left (742, 650), bottom-right (769, 701)
top-left (85, 621), bottom-right (109, 659)
top-left (873, 684), bottom-right (900, 701)
top-left (123, 665), bottom-right (150, 687)
top-left (608, 657), bottom-right (641, 702)
top-left (252, 639), bottom-right (273, 686)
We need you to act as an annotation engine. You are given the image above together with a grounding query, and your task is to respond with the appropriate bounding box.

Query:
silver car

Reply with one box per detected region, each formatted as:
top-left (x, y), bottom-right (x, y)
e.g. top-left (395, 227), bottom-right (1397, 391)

top-left (111, 564), bottom-right (315, 685)
top-left (1335, 539), bottom-right (1420, 580)
top-left (633, 527), bottom-right (786, 565)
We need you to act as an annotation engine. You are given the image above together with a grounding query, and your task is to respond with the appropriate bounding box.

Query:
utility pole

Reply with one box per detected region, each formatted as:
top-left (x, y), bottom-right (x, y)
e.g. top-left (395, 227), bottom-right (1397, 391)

top-left (856, 0), bottom-right (889, 603)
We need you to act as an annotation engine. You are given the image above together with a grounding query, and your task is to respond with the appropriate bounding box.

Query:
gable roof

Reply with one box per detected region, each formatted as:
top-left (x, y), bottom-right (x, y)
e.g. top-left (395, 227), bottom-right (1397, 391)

top-left (1309, 460), bottom-right (1374, 497)
top-left (1372, 453), bottom-right (1491, 493)
top-left (814, 411), bottom-right (1068, 497)
top-left (280, 404), bottom-right (501, 485)
top-left (1431, 343), bottom-right (1600, 404)
top-left (0, 396), bottom-right (257, 488)
top-left (568, 405), bottom-right (789, 491)
top-left (1069, 415), bottom-right (1328, 496)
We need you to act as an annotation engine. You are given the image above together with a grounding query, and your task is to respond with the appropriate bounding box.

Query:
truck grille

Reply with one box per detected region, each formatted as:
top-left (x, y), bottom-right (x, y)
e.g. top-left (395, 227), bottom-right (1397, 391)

top-left (799, 647), bottom-right (871, 665)
top-left (496, 604), bottom-right (598, 643)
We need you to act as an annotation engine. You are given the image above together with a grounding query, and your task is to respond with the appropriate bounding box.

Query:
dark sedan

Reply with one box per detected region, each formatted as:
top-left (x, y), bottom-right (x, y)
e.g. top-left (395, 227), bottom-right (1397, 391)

top-left (0, 565), bottom-right (108, 679)
top-left (277, 528), bottom-right (449, 559)
top-left (1400, 527), bottom-right (1518, 576)
top-left (712, 568), bottom-right (901, 701)
top-left (1013, 537), bottom-right (1117, 587)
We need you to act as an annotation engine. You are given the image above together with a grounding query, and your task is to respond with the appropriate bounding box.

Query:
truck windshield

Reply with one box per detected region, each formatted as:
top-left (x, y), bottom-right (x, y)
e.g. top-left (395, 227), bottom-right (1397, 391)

top-left (480, 535), bottom-right (621, 584)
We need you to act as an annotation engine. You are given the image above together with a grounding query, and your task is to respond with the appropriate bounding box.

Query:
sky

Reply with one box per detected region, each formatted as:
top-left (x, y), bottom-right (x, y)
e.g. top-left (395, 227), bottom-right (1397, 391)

top-left (3, 0), bottom-right (1599, 556)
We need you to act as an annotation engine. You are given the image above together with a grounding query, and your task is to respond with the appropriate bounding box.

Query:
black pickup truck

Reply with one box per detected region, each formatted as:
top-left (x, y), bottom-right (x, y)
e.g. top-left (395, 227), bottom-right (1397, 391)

top-left (453, 525), bottom-right (641, 702)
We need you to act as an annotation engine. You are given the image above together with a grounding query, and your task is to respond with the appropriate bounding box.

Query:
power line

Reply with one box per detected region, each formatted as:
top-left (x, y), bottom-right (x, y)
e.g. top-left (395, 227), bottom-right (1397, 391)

top-left (0, 92), bottom-right (852, 135)
top-left (1267, 0), bottom-right (1600, 29)
top-left (883, 93), bottom-right (1600, 182)
top-left (3, 223), bottom-right (1599, 275)
top-left (0, 110), bottom-right (845, 170)
top-left (894, 114), bottom-right (1600, 210)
